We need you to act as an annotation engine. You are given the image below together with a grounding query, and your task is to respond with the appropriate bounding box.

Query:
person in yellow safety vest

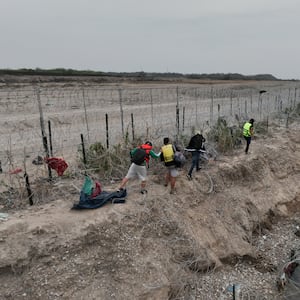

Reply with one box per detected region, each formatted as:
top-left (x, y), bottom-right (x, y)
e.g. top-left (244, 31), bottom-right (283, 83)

top-left (243, 118), bottom-right (254, 154)
top-left (160, 137), bottom-right (178, 195)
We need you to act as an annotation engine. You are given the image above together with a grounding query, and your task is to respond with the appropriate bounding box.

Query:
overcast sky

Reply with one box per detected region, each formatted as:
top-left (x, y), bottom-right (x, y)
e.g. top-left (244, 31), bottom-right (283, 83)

top-left (1, 0), bottom-right (299, 79)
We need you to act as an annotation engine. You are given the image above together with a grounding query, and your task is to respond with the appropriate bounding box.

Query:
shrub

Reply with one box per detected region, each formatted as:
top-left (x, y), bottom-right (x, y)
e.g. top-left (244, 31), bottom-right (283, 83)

top-left (207, 118), bottom-right (243, 153)
top-left (79, 142), bottom-right (131, 180)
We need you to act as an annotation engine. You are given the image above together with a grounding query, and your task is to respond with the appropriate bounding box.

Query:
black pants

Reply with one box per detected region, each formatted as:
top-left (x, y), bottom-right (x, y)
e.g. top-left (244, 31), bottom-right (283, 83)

top-left (244, 136), bottom-right (251, 153)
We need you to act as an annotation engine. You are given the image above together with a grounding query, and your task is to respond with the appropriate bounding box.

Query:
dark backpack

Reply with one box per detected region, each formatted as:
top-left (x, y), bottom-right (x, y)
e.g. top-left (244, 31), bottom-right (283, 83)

top-left (131, 148), bottom-right (146, 165)
top-left (174, 151), bottom-right (186, 168)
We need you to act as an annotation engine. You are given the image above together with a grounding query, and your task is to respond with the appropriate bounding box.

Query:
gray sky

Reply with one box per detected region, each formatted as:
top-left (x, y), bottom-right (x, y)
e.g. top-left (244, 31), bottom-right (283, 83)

top-left (1, 0), bottom-right (299, 79)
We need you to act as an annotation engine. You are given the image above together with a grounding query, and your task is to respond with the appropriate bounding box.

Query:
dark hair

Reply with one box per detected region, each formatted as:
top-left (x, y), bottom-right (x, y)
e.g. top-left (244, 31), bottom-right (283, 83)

top-left (249, 118), bottom-right (255, 124)
top-left (163, 137), bottom-right (169, 145)
top-left (145, 141), bottom-right (152, 146)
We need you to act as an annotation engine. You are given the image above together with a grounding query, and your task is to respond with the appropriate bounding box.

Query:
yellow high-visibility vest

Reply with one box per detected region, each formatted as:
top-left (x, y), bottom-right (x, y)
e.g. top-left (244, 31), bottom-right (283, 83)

top-left (243, 122), bottom-right (252, 137)
top-left (161, 144), bottom-right (174, 162)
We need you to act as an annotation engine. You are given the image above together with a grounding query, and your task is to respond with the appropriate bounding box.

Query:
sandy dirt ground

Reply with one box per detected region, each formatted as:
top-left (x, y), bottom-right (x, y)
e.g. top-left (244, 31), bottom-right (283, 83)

top-left (0, 77), bottom-right (299, 299)
top-left (0, 116), bottom-right (299, 299)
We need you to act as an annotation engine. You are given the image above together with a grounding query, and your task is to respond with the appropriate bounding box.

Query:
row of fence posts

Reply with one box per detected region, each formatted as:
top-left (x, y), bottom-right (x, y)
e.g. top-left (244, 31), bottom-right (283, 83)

top-left (80, 110), bottom-right (136, 168)
top-left (20, 86), bottom-right (299, 205)
top-left (24, 89), bottom-right (53, 205)
top-left (23, 88), bottom-right (56, 205)
top-left (21, 88), bottom-right (138, 206)
top-left (79, 86), bottom-right (298, 149)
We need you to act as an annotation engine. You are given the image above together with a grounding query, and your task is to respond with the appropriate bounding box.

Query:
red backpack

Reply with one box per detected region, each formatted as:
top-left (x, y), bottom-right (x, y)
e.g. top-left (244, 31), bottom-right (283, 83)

top-left (140, 143), bottom-right (152, 164)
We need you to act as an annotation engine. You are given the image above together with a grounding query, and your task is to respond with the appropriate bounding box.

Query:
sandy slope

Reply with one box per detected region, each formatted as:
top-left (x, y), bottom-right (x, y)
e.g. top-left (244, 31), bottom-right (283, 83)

top-left (0, 120), bottom-right (299, 299)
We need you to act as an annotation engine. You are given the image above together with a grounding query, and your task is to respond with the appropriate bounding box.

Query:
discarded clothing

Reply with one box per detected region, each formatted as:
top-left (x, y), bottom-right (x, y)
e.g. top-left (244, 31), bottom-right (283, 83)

top-left (44, 157), bottom-right (68, 176)
top-left (82, 176), bottom-right (101, 197)
top-left (72, 189), bottom-right (127, 210)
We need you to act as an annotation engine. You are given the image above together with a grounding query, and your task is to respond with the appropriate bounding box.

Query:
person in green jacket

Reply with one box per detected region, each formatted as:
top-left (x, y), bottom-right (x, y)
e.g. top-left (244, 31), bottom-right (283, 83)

top-left (118, 141), bottom-right (160, 194)
top-left (243, 118), bottom-right (254, 154)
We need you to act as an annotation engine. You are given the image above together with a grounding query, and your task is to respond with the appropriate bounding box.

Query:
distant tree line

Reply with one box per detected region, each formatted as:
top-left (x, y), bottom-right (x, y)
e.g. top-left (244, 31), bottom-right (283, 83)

top-left (0, 68), bottom-right (278, 81)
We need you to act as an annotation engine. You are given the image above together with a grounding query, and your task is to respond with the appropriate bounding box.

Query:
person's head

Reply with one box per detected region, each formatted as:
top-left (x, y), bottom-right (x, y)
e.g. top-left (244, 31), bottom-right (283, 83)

top-left (163, 137), bottom-right (169, 145)
top-left (249, 118), bottom-right (255, 124)
top-left (145, 141), bottom-right (152, 147)
top-left (194, 130), bottom-right (201, 135)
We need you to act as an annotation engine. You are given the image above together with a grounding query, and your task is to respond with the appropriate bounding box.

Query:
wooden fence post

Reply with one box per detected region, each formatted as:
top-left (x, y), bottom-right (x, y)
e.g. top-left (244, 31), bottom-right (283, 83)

top-left (24, 172), bottom-right (34, 206)
top-left (48, 120), bottom-right (53, 157)
top-left (105, 113), bottom-right (109, 149)
top-left (36, 87), bottom-right (52, 180)
top-left (131, 113), bottom-right (135, 141)
top-left (176, 104), bottom-right (179, 141)
top-left (81, 134), bottom-right (87, 166)
top-left (210, 86), bottom-right (214, 126)
top-left (182, 106), bottom-right (185, 132)
top-left (150, 89), bottom-right (154, 127)
top-left (230, 91), bottom-right (233, 116)
top-left (23, 148), bottom-right (33, 205)
top-left (82, 87), bottom-right (90, 143)
top-left (118, 88), bottom-right (124, 137)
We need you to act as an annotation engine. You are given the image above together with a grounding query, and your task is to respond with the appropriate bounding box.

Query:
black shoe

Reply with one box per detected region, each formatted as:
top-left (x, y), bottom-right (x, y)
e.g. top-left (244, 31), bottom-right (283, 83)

top-left (140, 189), bottom-right (148, 194)
top-left (186, 174), bottom-right (192, 180)
top-left (196, 167), bottom-right (201, 171)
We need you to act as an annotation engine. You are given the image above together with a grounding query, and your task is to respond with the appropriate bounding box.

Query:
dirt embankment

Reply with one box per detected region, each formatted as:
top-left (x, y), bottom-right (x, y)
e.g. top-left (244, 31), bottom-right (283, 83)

top-left (0, 123), bottom-right (299, 300)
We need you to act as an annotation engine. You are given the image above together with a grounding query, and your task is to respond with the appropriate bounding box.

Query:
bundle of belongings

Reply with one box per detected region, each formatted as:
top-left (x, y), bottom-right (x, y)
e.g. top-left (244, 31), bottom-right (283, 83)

top-left (44, 157), bottom-right (68, 176)
top-left (72, 176), bottom-right (127, 209)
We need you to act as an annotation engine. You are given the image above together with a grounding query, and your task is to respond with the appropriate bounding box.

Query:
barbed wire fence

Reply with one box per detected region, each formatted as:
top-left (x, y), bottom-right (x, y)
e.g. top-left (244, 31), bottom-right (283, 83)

top-left (0, 81), bottom-right (299, 181)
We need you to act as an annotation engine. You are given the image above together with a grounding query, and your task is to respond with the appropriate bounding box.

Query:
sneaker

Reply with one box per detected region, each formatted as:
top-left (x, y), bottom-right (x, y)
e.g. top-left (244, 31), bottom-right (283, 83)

top-left (140, 189), bottom-right (148, 194)
top-left (186, 174), bottom-right (192, 180)
top-left (164, 183), bottom-right (168, 187)
top-left (196, 167), bottom-right (201, 172)
top-left (170, 189), bottom-right (176, 195)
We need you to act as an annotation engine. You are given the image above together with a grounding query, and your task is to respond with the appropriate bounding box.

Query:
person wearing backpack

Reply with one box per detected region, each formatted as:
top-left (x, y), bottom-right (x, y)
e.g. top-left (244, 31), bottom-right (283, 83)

top-left (118, 141), bottom-right (160, 194)
top-left (185, 130), bottom-right (206, 180)
top-left (160, 137), bottom-right (179, 195)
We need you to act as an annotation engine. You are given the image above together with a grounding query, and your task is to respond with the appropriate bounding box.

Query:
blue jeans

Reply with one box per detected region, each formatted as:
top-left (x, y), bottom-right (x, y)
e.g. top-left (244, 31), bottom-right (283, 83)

top-left (188, 151), bottom-right (200, 176)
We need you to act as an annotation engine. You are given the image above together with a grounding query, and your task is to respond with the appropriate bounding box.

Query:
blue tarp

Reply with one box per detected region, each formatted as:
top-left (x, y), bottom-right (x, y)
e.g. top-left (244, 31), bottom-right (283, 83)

top-left (72, 189), bottom-right (127, 210)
